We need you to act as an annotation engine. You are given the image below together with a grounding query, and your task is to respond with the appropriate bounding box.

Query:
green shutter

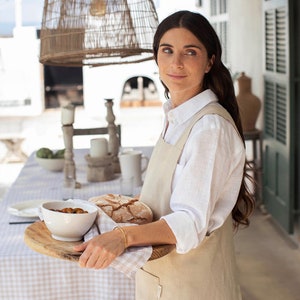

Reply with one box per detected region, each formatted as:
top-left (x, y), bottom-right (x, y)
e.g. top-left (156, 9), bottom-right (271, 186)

top-left (263, 1), bottom-right (293, 233)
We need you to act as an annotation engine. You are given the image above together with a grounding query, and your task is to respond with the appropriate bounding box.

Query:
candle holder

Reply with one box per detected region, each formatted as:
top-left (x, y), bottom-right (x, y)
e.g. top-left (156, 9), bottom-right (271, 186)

top-left (104, 98), bottom-right (120, 173)
top-left (61, 104), bottom-right (80, 188)
top-left (85, 154), bottom-right (114, 182)
top-left (62, 123), bottom-right (81, 189)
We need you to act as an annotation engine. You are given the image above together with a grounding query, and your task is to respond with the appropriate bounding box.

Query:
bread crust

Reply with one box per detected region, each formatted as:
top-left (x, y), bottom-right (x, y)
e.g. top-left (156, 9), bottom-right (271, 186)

top-left (89, 194), bottom-right (153, 225)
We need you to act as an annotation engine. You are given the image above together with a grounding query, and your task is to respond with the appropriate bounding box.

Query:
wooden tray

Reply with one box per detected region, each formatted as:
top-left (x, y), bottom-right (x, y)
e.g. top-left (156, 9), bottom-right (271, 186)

top-left (24, 221), bottom-right (174, 262)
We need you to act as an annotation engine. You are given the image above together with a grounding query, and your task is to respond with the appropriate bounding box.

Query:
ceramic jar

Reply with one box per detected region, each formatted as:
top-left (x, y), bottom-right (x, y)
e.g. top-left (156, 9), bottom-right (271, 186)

top-left (236, 72), bottom-right (261, 132)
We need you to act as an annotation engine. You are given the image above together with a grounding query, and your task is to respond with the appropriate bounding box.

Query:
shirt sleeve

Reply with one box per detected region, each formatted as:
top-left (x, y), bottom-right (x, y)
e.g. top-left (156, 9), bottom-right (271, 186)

top-left (161, 115), bottom-right (245, 253)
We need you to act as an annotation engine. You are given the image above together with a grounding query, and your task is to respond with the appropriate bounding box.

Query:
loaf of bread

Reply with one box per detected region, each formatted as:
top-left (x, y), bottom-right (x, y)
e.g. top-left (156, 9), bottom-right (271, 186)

top-left (88, 194), bottom-right (153, 225)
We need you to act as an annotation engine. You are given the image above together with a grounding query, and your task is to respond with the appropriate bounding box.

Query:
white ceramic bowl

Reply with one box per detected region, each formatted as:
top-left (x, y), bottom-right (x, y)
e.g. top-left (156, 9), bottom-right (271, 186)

top-left (36, 157), bottom-right (64, 172)
top-left (41, 200), bottom-right (98, 241)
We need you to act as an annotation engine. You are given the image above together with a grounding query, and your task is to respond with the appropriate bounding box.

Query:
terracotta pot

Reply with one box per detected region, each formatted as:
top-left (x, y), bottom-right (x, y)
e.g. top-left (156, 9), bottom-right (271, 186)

top-left (236, 72), bottom-right (261, 132)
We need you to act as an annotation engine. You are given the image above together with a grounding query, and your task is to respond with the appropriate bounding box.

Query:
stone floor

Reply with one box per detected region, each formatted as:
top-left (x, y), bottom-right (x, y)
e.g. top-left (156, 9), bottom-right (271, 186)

top-left (235, 208), bottom-right (300, 300)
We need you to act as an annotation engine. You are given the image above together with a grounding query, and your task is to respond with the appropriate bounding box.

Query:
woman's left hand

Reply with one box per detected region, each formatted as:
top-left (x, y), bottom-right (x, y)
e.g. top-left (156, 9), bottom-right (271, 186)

top-left (73, 230), bottom-right (125, 269)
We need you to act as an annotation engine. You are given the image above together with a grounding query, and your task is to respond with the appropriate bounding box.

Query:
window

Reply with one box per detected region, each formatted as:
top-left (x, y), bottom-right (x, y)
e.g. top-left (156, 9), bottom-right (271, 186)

top-left (265, 7), bottom-right (287, 73)
top-left (195, 0), bottom-right (202, 7)
top-left (264, 5), bottom-right (288, 145)
top-left (209, 0), bottom-right (228, 64)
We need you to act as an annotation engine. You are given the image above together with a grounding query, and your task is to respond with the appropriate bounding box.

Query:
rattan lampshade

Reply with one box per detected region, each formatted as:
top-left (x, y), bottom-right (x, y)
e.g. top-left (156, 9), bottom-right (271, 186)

top-left (39, 0), bottom-right (159, 67)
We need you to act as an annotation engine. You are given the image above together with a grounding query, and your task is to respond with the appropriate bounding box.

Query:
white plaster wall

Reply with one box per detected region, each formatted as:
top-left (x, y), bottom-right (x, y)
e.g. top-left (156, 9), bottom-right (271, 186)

top-left (157, 0), bottom-right (201, 20)
top-left (83, 60), bottom-right (164, 119)
top-left (0, 26), bottom-right (43, 116)
top-left (228, 0), bottom-right (263, 129)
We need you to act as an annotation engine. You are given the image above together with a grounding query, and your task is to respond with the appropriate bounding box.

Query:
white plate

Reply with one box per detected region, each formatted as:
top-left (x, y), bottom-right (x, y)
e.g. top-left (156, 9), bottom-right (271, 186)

top-left (7, 199), bottom-right (50, 218)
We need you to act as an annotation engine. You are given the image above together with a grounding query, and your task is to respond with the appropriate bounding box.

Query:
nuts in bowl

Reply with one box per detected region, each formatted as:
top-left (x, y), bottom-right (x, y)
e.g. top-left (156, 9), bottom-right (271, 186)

top-left (41, 200), bottom-right (98, 242)
top-left (35, 148), bottom-right (65, 172)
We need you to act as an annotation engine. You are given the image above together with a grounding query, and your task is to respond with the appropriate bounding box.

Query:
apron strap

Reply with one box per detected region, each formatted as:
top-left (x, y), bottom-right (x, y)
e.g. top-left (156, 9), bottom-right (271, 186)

top-left (175, 103), bottom-right (240, 151)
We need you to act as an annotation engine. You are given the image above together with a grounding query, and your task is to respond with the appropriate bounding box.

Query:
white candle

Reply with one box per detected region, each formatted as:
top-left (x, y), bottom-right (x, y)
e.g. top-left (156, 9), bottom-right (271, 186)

top-left (61, 104), bottom-right (75, 125)
top-left (90, 138), bottom-right (108, 157)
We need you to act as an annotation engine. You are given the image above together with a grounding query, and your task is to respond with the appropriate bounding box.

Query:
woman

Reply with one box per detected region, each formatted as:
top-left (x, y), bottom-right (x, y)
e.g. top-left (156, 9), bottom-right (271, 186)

top-left (75, 11), bottom-right (255, 299)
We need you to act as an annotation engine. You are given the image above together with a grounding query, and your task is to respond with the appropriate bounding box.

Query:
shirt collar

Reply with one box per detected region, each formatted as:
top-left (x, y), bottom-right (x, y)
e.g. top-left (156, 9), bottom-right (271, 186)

top-left (163, 89), bottom-right (218, 126)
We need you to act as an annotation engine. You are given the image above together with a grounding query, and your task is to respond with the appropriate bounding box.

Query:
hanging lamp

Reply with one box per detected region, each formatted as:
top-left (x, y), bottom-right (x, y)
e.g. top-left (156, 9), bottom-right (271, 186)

top-left (39, 0), bottom-right (159, 67)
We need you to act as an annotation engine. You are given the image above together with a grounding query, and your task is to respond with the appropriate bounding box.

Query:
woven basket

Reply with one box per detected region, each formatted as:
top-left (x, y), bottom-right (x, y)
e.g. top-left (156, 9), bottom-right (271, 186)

top-left (39, 0), bottom-right (159, 67)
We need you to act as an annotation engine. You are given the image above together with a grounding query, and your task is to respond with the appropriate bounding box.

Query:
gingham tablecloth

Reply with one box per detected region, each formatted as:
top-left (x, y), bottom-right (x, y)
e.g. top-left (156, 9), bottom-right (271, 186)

top-left (0, 147), bottom-right (152, 300)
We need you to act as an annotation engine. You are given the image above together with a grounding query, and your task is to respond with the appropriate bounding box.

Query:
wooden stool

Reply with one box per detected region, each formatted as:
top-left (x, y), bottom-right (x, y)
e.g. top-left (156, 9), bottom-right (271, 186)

top-left (244, 129), bottom-right (263, 206)
top-left (0, 137), bottom-right (28, 163)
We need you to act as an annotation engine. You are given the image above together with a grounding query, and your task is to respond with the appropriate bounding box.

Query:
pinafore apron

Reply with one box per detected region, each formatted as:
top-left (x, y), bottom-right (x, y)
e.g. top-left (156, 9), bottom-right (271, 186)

top-left (136, 103), bottom-right (242, 300)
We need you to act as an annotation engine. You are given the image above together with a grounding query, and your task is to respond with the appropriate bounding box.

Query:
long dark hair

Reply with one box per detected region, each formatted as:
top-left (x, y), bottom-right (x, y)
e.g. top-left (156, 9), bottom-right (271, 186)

top-left (153, 11), bottom-right (255, 228)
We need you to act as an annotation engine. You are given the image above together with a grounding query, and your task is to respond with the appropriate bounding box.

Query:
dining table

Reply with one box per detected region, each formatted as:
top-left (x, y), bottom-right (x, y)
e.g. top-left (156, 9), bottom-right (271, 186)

top-left (0, 146), bottom-right (153, 300)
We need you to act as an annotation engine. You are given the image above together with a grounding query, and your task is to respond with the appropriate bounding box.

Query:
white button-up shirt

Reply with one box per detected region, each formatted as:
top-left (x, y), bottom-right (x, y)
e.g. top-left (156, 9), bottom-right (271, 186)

top-left (161, 89), bottom-right (245, 253)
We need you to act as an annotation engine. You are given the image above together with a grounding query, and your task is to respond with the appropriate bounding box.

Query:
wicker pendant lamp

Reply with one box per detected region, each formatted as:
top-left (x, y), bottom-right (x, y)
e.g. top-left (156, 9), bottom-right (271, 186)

top-left (39, 0), bottom-right (159, 67)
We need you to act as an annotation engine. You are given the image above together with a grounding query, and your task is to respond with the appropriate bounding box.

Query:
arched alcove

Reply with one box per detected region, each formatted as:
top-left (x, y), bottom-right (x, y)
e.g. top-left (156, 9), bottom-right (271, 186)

top-left (120, 76), bottom-right (161, 107)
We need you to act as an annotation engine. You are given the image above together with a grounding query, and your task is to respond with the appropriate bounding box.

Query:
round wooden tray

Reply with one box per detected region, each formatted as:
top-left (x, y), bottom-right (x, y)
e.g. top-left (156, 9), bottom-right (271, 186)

top-left (24, 221), bottom-right (174, 262)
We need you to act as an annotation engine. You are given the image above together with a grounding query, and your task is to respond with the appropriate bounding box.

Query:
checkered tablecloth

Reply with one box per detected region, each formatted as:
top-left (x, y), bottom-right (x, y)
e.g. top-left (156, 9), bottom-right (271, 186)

top-left (0, 147), bottom-right (152, 300)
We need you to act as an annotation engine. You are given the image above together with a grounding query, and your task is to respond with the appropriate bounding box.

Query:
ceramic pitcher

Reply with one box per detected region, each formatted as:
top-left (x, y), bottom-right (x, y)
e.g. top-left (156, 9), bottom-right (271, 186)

top-left (118, 150), bottom-right (149, 187)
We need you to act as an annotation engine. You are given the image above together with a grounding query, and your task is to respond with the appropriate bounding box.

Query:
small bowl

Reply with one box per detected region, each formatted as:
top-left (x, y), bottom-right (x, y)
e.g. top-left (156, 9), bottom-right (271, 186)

top-left (41, 200), bottom-right (98, 241)
top-left (36, 157), bottom-right (64, 172)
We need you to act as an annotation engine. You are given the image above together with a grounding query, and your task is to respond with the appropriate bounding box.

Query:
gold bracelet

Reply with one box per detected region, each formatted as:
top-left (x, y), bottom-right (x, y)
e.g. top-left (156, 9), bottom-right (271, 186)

top-left (113, 226), bottom-right (128, 249)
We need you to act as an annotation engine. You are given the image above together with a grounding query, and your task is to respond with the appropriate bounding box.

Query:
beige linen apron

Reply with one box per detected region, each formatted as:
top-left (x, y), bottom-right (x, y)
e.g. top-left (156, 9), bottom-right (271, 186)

top-left (136, 103), bottom-right (242, 300)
